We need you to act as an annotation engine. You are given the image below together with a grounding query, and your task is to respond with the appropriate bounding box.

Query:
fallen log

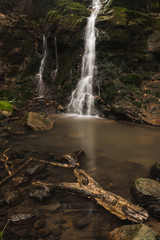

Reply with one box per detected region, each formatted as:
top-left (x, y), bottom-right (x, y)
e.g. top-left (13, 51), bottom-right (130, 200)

top-left (32, 155), bottom-right (149, 223)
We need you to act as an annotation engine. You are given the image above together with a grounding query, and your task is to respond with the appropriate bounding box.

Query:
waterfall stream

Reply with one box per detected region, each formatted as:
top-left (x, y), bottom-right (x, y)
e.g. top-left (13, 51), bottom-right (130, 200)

top-left (36, 35), bottom-right (47, 98)
top-left (67, 0), bottom-right (102, 116)
top-left (51, 36), bottom-right (58, 81)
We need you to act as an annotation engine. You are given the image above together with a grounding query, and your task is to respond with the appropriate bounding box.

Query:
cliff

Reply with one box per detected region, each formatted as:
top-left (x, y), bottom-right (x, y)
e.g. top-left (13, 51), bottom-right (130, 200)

top-left (0, 0), bottom-right (160, 125)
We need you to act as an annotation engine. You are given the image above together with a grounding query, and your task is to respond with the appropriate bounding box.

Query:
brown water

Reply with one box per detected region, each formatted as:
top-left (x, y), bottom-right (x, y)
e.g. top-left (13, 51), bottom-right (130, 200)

top-left (10, 114), bottom-right (160, 195)
top-left (9, 115), bottom-right (160, 238)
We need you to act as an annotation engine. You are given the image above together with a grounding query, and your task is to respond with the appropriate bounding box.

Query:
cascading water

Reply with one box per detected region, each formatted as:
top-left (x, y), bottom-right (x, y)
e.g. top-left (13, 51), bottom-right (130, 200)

top-left (67, 0), bottom-right (102, 116)
top-left (36, 35), bottom-right (47, 98)
top-left (51, 36), bottom-right (58, 81)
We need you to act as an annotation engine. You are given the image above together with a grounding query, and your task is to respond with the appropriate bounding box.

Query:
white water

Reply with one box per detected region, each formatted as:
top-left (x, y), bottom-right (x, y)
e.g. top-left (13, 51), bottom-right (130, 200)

top-left (51, 36), bottom-right (58, 81)
top-left (67, 0), bottom-right (102, 116)
top-left (36, 35), bottom-right (47, 98)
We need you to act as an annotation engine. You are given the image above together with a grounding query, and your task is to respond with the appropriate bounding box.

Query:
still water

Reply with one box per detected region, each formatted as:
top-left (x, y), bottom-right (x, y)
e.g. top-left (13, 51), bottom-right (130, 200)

top-left (9, 115), bottom-right (160, 238)
top-left (10, 115), bottom-right (160, 197)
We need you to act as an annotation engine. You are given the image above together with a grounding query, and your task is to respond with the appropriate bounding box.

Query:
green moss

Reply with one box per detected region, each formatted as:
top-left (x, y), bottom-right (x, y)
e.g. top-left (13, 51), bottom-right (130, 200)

top-left (46, 0), bottom-right (89, 32)
top-left (152, 18), bottom-right (160, 30)
top-left (111, 106), bottom-right (126, 116)
top-left (0, 101), bottom-right (13, 112)
top-left (121, 73), bottom-right (143, 86)
top-left (155, 92), bottom-right (160, 98)
top-left (133, 101), bottom-right (142, 108)
top-left (103, 81), bottom-right (117, 103)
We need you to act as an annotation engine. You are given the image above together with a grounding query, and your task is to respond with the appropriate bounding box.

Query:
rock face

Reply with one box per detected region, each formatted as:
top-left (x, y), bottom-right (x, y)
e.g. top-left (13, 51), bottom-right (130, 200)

top-left (26, 112), bottom-right (54, 131)
top-left (108, 224), bottom-right (159, 240)
top-left (0, 101), bottom-right (13, 119)
top-left (0, 0), bottom-right (160, 124)
top-left (131, 178), bottom-right (160, 219)
top-left (150, 162), bottom-right (160, 181)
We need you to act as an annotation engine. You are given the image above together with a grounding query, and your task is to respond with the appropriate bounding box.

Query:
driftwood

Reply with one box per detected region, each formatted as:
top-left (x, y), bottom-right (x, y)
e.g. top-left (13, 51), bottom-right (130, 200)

top-left (0, 156), bottom-right (74, 186)
top-left (32, 155), bottom-right (149, 223)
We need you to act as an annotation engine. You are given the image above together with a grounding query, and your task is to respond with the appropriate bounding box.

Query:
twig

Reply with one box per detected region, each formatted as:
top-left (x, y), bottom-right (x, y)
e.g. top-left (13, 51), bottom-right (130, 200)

top-left (0, 158), bottom-right (32, 186)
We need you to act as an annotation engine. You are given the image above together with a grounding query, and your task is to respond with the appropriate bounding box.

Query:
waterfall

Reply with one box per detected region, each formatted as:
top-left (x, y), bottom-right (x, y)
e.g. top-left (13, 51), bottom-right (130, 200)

top-left (36, 35), bottom-right (47, 98)
top-left (67, 0), bottom-right (102, 116)
top-left (51, 36), bottom-right (58, 81)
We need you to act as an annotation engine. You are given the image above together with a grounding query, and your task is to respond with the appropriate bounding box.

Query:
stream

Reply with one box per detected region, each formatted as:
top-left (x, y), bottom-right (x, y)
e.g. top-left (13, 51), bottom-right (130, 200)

top-left (7, 115), bottom-right (160, 239)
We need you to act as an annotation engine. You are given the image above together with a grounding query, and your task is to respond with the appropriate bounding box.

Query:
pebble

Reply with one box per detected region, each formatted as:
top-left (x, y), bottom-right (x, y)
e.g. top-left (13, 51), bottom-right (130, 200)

top-left (34, 219), bottom-right (45, 229)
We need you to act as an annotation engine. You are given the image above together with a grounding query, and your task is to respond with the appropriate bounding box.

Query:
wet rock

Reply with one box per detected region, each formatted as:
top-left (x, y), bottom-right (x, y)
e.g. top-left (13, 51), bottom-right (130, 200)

top-left (13, 175), bottom-right (28, 186)
top-left (26, 112), bottom-right (54, 131)
top-left (10, 213), bottom-right (35, 224)
top-left (74, 218), bottom-right (89, 229)
top-left (150, 162), bottom-right (160, 181)
top-left (0, 101), bottom-right (13, 118)
top-left (24, 162), bottom-right (45, 176)
top-left (37, 228), bottom-right (51, 238)
top-left (4, 190), bottom-right (22, 205)
top-left (52, 228), bottom-right (62, 237)
top-left (148, 31), bottom-right (160, 57)
top-left (131, 178), bottom-right (160, 219)
top-left (30, 187), bottom-right (50, 201)
top-left (34, 219), bottom-right (45, 229)
top-left (108, 224), bottom-right (158, 240)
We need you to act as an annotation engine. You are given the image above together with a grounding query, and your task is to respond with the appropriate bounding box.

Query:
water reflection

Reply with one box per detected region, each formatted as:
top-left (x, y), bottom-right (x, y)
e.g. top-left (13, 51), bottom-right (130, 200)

top-left (10, 115), bottom-right (160, 196)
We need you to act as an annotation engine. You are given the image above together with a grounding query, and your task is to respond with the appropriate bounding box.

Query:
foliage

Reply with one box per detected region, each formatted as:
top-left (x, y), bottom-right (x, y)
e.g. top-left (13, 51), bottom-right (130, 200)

top-left (0, 101), bottom-right (13, 112)
top-left (103, 81), bottom-right (117, 103)
top-left (121, 73), bottom-right (143, 86)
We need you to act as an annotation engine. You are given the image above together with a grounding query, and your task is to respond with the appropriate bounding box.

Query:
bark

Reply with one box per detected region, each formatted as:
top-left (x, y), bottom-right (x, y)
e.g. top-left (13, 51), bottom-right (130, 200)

top-left (32, 155), bottom-right (149, 223)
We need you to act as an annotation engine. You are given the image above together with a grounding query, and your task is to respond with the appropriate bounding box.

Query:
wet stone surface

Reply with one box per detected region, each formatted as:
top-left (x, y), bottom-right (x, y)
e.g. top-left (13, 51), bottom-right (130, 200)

top-left (30, 187), bottom-right (51, 201)
top-left (150, 162), bottom-right (160, 181)
top-left (131, 178), bottom-right (160, 220)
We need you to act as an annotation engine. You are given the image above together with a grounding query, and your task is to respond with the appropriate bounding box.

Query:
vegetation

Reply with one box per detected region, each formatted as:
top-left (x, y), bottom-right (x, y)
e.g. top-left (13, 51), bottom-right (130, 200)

top-left (0, 101), bottom-right (13, 112)
top-left (120, 74), bottom-right (143, 86)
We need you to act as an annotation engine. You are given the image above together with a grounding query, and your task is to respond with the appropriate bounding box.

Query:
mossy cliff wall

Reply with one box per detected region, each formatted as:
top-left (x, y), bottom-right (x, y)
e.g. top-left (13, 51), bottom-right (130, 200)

top-left (0, 0), bottom-right (160, 125)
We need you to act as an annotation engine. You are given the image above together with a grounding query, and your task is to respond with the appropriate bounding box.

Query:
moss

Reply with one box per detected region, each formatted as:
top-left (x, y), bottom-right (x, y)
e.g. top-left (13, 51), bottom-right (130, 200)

top-left (0, 101), bottom-right (13, 112)
top-left (46, 0), bottom-right (89, 32)
top-left (121, 73), bottom-right (143, 86)
top-left (102, 81), bottom-right (117, 103)
top-left (155, 92), bottom-right (160, 98)
top-left (111, 106), bottom-right (126, 117)
top-left (133, 101), bottom-right (142, 108)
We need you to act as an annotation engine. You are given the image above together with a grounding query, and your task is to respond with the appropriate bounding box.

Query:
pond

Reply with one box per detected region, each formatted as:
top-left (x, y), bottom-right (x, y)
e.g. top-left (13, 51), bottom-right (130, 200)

top-left (8, 115), bottom-right (160, 239)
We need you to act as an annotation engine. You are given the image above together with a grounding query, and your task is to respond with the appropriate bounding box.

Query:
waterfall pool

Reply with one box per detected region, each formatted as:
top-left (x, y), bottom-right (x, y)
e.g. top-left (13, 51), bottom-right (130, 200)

top-left (8, 115), bottom-right (160, 238)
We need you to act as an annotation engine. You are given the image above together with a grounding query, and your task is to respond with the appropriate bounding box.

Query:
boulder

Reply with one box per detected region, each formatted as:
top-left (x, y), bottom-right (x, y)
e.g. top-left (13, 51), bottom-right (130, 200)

top-left (150, 162), bottom-right (160, 181)
top-left (10, 213), bottom-right (35, 224)
top-left (108, 224), bottom-right (158, 240)
top-left (131, 178), bottom-right (160, 219)
top-left (30, 187), bottom-right (51, 202)
top-left (0, 101), bottom-right (13, 119)
top-left (26, 112), bottom-right (54, 131)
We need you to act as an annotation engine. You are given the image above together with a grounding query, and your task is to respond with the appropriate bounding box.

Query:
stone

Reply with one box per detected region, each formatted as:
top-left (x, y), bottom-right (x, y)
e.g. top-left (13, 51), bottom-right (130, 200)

top-left (37, 228), bottom-right (51, 238)
top-left (147, 31), bottom-right (160, 57)
top-left (33, 219), bottom-right (45, 229)
top-left (131, 178), bottom-right (160, 219)
top-left (52, 228), bottom-right (62, 237)
top-left (24, 162), bottom-right (45, 176)
top-left (30, 187), bottom-right (50, 201)
top-left (13, 176), bottom-right (28, 186)
top-left (150, 162), bottom-right (160, 181)
top-left (108, 224), bottom-right (158, 240)
top-left (4, 190), bottom-right (21, 205)
top-left (74, 218), bottom-right (89, 229)
top-left (10, 213), bottom-right (35, 224)
top-left (26, 112), bottom-right (54, 131)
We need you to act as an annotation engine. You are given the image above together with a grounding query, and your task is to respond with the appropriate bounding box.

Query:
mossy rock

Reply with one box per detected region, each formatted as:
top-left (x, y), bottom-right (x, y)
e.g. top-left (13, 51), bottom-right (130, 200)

top-left (131, 178), bottom-right (160, 219)
top-left (102, 81), bottom-right (117, 103)
top-left (121, 73), bottom-right (143, 86)
top-left (0, 101), bottom-right (13, 112)
top-left (46, 0), bottom-right (89, 34)
top-left (108, 224), bottom-right (158, 240)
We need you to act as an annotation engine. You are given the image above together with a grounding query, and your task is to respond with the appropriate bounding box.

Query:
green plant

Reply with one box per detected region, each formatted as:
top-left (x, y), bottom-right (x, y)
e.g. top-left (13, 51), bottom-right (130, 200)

top-left (0, 220), bottom-right (10, 240)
